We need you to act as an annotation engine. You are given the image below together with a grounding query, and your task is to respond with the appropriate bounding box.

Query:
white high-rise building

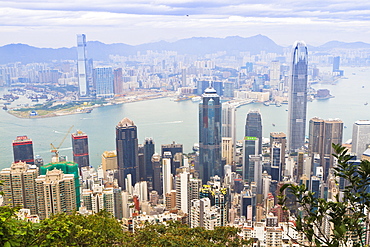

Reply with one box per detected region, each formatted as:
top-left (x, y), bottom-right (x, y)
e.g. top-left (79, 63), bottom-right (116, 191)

top-left (175, 171), bottom-right (190, 213)
top-left (190, 198), bottom-right (221, 230)
top-left (175, 170), bottom-right (202, 216)
top-left (269, 60), bottom-right (280, 88)
top-left (352, 120), bottom-right (370, 157)
top-left (35, 169), bottom-right (76, 219)
top-left (134, 181), bottom-right (148, 202)
top-left (222, 102), bottom-right (236, 162)
top-left (77, 34), bottom-right (88, 97)
top-left (0, 162), bottom-right (38, 215)
top-left (162, 152), bottom-right (172, 202)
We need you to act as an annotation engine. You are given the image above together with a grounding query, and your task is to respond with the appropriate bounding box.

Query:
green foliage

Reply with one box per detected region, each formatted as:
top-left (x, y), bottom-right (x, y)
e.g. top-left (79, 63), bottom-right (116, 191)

top-left (127, 221), bottom-right (252, 247)
top-left (31, 211), bottom-right (126, 246)
top-left (0, 206), bottom-right (37, 247)
top-left (279, 143), bottom-right (370, 247)
top-left (14, 101), bottom-right (82, 112)
top-left (0, 207), bottom-right (250, 247)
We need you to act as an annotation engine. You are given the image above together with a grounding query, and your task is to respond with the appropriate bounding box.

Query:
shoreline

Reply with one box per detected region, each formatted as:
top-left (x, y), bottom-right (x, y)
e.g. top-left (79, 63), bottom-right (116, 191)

top-left (6, 92), bottom-right (174, 119)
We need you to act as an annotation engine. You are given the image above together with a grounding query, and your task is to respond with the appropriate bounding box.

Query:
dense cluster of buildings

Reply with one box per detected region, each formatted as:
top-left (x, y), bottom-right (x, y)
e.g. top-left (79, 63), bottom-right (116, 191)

top-left (1, 34), bottom-right (364, 106)
top-left (2, 37), bottom-right (370, 246)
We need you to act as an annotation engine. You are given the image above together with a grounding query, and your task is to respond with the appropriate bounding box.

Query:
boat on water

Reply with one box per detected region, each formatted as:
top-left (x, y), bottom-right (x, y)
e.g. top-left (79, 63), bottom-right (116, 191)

top-left (272, 123), bottom-right (275, 127)
top-left (276, 102), bottom-right (281, 107)
top-left (174, 96), bottom-right (190, 102)
top-left (192, 96), bottom-right (201, 102)
top-left (263, 101), bottom-right (270, 106)
top-left (365, 102), bottom-right (368, 106)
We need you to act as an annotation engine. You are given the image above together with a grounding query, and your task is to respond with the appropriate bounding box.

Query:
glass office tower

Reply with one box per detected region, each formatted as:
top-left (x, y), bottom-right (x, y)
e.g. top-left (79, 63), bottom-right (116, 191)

top-left (288, 41), bottom-right (308, 152)
top-left (199, 87), bottom-right (222, 183)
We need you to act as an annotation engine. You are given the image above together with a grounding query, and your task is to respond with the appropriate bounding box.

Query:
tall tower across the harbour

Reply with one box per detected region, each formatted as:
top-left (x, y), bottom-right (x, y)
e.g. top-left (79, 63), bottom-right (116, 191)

top-left (287, 41), bottom-right (308, 152)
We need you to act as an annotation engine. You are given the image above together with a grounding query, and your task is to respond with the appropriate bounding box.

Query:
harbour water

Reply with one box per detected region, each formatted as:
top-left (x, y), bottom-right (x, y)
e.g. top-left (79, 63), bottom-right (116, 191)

top-left (0, 66), bottom-right (369, 169)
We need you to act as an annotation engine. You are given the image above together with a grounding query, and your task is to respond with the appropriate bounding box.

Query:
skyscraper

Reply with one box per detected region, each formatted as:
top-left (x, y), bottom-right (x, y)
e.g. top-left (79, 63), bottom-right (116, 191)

top-left (269, 60), bottom-right (280, 88)
top-left (161, 142), bottom-right (183, 175)
top-left (94, 67), bottom-right (114, 98)
top-left (270, 132), bottom-right (286, 175)
top-left (144, 138), bottom-right (155, 182)
top-left (71, 130), bottom-right (90, 169)
top-left (352, 120), bottom-right (370, 157)
top-left (223, 81), bottom-right (234, 98)
top-left (116, 118), bottom-right (139, 189)
top-left (162, 152), bottom-right (172, 202)
top-left (77, 34), bottom-right (89, 97)
top-left (199, 87), bottom-right (222, 182)
top-left (308, 117), bottom-right (325, 156)
top-left (322, 119), bottom-right (343, 160)
top-left (35, 169), bottom-right (76, 219)
top-left (243, 110), bottom-right (262, 182)
top-left (151, 153), bottom-right (162, 195)
top-left (333, 56), bottom-right (340, 72)
top-left (287, 41), bottom-right (308, 152)
top-left (245, 110), bottom-right (263, 154)
top-left (222, 102), bottom-right (236, 151)
top-left (13, 135), bottom-right (34, 165)
top-left (101, 150), bottom-right (117, 172)
top-left (114, 68), bottom-right (124, 95)
top-left (308, 117), bottom-right (343, 180)
top-left (0, 162), bottom-right (38, 214)
top-left (40, 161), bottom-right (81, 207)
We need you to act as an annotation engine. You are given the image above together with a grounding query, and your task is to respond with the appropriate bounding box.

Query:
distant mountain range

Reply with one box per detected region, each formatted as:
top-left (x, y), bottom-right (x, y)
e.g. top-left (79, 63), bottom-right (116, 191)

top-left (1, 35), bottom-right (370, 64)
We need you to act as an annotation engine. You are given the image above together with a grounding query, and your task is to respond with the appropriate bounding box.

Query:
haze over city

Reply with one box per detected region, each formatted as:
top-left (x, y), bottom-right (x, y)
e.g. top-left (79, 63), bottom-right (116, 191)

top-left (1, 0), bottom-right (370, 47)
top-left (2, 1), bottom-right (370, 246)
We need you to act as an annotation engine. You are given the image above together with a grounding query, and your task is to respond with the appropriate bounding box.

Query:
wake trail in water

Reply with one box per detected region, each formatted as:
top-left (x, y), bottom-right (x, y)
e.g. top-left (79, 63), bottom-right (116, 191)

top-left (141, 120), bottom-right (183, 126)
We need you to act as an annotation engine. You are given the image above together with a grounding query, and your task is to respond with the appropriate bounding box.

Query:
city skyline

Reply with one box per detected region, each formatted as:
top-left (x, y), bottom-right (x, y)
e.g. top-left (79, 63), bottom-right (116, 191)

top-left (1, 1), bottom-right (370, 48)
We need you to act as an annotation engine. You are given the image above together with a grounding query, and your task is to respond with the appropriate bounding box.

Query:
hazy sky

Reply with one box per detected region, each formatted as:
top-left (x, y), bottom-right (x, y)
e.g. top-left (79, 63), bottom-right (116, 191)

top-left (1, 0), bottom-right (370, 48)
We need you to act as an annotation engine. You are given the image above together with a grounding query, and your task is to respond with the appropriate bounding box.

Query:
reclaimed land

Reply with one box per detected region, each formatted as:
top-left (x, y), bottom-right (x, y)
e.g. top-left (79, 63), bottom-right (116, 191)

top-left (7, 91), bottom-right (173, 119)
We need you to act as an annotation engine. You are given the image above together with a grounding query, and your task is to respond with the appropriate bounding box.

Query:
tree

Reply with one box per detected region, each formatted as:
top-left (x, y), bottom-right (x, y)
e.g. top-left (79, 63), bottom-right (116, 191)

top-left (0, 206), bottom-right (37, 247)
top-left (30, 211), bottom-right (127, 246)
top-left (125, 221), bottom-right (252, 247)
top-left (279, 143), bottom-right (370, 247)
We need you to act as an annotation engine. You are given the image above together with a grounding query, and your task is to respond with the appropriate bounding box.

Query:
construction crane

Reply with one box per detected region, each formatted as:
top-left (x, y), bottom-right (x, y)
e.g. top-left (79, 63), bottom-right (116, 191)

top-left (50, 125), bottom-right (74, 163)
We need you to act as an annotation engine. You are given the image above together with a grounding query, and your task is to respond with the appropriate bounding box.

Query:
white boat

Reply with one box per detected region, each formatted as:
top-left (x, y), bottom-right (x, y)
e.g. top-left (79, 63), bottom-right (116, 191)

top-left (192, 96), bottom-right (201, 102)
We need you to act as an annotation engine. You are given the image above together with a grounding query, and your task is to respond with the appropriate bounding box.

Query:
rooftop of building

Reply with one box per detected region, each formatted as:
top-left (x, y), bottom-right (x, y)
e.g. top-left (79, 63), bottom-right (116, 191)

top-left (117, 117), bottom-right (135, 127)
top-left (202, 87), bottom-right (219, 97)
top-left (102, 150), bottom-right (116, 158)
top-left (72, 130), bottom-right (87, 137)
top-left (270, 132), bottom-right (286, 137)
top-left (355, 120), bottom-right (370, 125)
top-left (42, 161), bottom-right (78, 168)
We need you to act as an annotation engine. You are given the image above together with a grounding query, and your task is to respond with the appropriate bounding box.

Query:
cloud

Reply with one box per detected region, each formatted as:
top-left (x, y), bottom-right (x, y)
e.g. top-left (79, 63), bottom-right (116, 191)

top-left (0, 0), bottom-right (370, 47)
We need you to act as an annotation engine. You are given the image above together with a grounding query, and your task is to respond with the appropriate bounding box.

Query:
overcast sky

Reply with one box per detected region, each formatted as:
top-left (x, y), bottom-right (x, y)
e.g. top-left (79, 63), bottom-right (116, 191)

top-left (1, 0), bottom-right (370, 48)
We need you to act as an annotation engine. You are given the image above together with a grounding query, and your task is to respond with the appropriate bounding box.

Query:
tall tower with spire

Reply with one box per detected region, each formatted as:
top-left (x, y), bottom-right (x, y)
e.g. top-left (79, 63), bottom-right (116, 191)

top-left (288, 41), bottom-right (308, 152)
top-left (199, 87), bottom-right (222, 182)
top-left (116, 118), bottom-right (139, 189)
